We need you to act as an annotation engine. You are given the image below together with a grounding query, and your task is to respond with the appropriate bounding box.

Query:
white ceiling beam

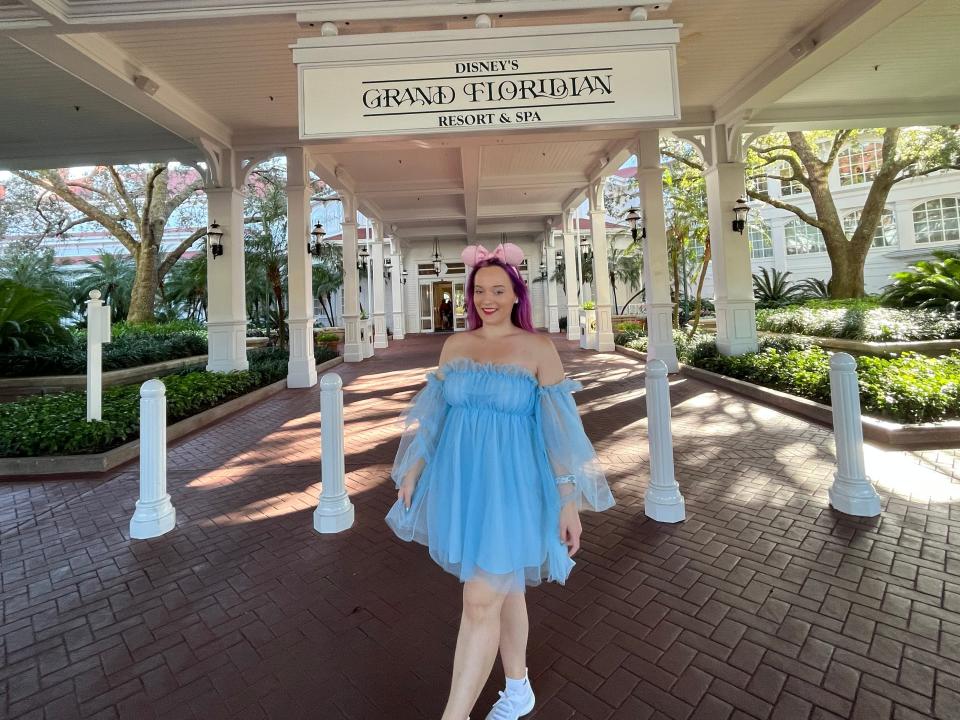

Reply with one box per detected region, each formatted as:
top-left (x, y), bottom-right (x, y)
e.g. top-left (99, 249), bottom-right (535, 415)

top-left (381, 208), bottom-right (464, 222)
top-left (749, 98), bottom-right (960, 132)
top-left (12, 32), bottom-right (232, 149)
top-left (395, 224), bottom-right (466, 238)
top-left (357, 183), bottom-right (464, 199)
top-left (477, 220), bottom-right (546, 234)
top-left (299, 0), bottom-right (670, 23)
top-left (481, 174), bottom-right (588, 191)
top-left (461, 145), bottom-right (481, 239)
top-left (479, 203), bottom-right (562, 219)
top-left (715, 0), bottom-right (928, 127)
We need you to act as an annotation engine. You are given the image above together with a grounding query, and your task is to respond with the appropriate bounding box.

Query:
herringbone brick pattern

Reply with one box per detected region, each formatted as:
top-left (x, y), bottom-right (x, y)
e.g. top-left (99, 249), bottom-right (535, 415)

top-left (2, 334), bottom-right (960, 719)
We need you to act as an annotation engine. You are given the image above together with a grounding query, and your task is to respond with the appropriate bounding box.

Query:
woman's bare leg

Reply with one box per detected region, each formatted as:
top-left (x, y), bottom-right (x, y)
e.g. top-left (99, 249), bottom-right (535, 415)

top-left (441, 580), bottom-right (508, 720)
top-left (498, 592), bottom-right (529, 680)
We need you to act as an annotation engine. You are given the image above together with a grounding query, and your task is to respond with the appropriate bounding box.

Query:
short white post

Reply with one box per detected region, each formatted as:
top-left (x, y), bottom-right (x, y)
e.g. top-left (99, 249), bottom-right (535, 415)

top-left (828, 353), bottom-right (881, 516)
top-left (314, 373), bottom-right (355, 533)
top-left (644, 359), bottom-right (685, 523)
top-left (130, 379), bottom-right (176, 539)
top-left (85, 290), bottom-right (111, 421)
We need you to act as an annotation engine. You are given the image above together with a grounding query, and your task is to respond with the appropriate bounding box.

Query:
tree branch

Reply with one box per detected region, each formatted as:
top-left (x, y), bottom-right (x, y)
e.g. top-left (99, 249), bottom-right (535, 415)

top-left (893, 163), bottom-right (960, 184)
top-left (661, 148), bottom-right (704, 172)
top-left (164, 177), bottom-right (204, 220)
top-left (107, 166), bottom-right (140, 224)
top-left (825, 129), bottom-right (854, 168)
top-left (747, 189), bottom-right (824, 229)
top-left (157, 227), bottom-right (207, 278)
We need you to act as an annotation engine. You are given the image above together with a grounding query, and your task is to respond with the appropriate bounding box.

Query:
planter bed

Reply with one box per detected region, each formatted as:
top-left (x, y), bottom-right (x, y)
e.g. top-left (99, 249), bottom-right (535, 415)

top-left (757, 331), bottom-right (960, 358)
top-left (617, 345), bottom-right (960, 450)
top-left (0, 355), bottom-right (342, 478)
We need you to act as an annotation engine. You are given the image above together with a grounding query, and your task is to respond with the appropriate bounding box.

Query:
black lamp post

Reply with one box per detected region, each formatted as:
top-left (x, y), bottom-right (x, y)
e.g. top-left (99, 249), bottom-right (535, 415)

top-left (625, 207), bottom-right (646, 240)
top-left (357, 244), bottom-right (369, 272)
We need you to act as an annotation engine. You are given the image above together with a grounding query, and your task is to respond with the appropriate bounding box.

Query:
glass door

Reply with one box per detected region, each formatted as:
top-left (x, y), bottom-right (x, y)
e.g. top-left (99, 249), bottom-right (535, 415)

top-left (419, 282), bottom-right (434, 332)
top-left (452, 279), bottom-right (466, 331)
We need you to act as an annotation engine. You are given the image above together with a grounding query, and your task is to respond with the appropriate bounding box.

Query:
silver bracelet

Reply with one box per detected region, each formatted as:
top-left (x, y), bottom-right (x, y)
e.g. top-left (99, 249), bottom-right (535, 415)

top-left (555, 474), bottom-right (576, 486)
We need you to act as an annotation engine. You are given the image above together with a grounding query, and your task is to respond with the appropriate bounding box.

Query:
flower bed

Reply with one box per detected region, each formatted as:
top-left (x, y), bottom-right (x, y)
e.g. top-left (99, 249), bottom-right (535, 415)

top-left (622, 332), bottom-right (960, 424)
top-left (756, 302), bottom-right (960, 342)
top-left (0, 347), bottom-right (337, 458)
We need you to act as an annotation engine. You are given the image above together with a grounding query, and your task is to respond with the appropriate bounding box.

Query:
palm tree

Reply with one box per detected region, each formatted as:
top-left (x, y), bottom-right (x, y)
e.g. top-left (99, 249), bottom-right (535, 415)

top-left (74, 249), bottom-right (135, 322)
top-left (313, 242), bottom-right (343, 326)
top-left (164, 253), bottom-right (208, 321)
top-left (244, 172), bottom-right (289, 347)
top-left (607, 241), bottom-right (644, 314)
top-left (0, 279), bottom-right (73, 351)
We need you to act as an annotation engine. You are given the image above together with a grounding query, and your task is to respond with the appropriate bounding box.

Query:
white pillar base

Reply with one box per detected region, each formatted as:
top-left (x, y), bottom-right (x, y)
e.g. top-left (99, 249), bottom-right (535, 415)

top-left (715, 299), bottom-right (759, 356)
top-left (566, 304), bottom-right (579, 341)
top-left (361, 319), bottom-right (374, 358)
top-left (548, 307), bottom-right (560, 334)
top-left (286, 317), bottom-right (318, 388)
top-left (645, 301), bottom-right (679, 372)
top-left (130, 497), bottom-right (176, 539)
top-left (343, 315), bottom-right (363, 362)
top-left (645, 489), bottom-right (686, 523)
top-left (373, 314), bottom-right (388, 349)
top-left (206, 320), bottom-right (248, 372)
top-left (314, 497), bottom-right (356, 534)
top-left (829, 473), bottom-right (881, 517)
top-left (392, 312), bottom-right (405, 340)
top-left (596, 304), bottom-right (615, 352)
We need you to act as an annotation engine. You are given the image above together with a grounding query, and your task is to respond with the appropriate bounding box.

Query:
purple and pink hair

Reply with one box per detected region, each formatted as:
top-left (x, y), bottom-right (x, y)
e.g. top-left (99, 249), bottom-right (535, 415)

top-left (465, 258), bottom-right (536, 332)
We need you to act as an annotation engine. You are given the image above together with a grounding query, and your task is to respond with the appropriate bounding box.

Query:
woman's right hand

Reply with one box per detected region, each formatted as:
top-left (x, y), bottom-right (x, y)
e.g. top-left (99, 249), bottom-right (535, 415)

top-left (398, 475), bottom-right (418, 510)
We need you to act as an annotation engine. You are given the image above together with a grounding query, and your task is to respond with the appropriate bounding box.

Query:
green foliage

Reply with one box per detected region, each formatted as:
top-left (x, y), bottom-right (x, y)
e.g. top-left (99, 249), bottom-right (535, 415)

top-left (582, 301), bottom-right (596, 310)
top-left (857, 352), bottom-right (960, 423)
top-left (700, 346), bottom-right (834, 404)
top-left (0, 279), bottom-right (73, 351)
top-left (795, 277), bottom-right (830, 300)
top-left (881, 250), bottom-right (960, 316)
top-left (614, 322), bottom-right (645, 346)
top-left (756, 304), bottom-right (960, 341)
top-left (0, 323), bottom-right (208, 377)
top-left (753, 268), bottom-right (802, 307)
top-left (0, 347), bottom-right (337, 458)
top-left (315, 331), bottom-right (339, 342)
top-left (73, 249), bottom-right (136, 322)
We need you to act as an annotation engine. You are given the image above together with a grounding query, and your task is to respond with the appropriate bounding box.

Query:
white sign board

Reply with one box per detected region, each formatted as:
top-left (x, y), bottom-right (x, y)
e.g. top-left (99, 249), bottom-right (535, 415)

top-left (299, 47), bottom-right (679, 139)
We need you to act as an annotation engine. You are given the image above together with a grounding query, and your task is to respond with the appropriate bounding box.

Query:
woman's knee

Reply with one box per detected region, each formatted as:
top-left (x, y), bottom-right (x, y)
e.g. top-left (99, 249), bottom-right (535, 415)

top-left (462, 581), bottom-right (506, 622)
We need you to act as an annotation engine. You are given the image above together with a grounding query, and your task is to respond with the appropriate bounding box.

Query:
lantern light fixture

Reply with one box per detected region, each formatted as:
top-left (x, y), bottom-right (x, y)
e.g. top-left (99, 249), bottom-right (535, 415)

top-left (308, 221), bottom-right (326, 257)
top-left (625, 207), bottom-right (646, 241)
top-left (357, 243), bottom-right (369, 272)
top-left (206, 221), bottom-right (224, 258)
top-left (732, 196), bottom-right (751, 235)
top-left (431, 237), bottom-right (443, 275)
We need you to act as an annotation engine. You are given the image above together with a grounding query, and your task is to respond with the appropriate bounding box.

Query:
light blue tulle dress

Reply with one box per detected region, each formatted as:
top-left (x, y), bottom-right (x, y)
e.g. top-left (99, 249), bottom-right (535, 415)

top-left (385, 358), bottom-right (615, 593)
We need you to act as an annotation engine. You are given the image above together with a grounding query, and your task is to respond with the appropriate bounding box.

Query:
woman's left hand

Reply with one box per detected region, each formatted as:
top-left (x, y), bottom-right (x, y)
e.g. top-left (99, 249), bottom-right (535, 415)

top-left (559, 503), bottom-right (582, 557)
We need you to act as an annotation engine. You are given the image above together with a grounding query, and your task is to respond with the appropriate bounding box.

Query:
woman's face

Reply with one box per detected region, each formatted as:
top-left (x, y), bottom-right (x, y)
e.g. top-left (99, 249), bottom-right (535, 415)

top-left (473, 265), bottom-right (517, 326)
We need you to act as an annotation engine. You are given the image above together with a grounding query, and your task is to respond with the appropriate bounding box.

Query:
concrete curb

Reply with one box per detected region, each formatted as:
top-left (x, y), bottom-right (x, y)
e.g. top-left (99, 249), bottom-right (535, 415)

top-left (0, 357), bottom-right (343, 478)
top-left (616, 345), bottom-right (960, 450)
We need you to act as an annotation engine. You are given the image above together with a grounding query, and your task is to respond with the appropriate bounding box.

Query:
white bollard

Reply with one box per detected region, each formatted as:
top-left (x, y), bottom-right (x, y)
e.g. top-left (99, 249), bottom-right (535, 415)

top-left (85, 290), bottom-right (111, 421)
top-left (828, 353), bottom-right (881, 517)
top-left (314, 373), bottom-right (355, 533)
top-left (130, 379), bottom-right (176, 539)
top-left (644, 359), bottom-right (686, 523)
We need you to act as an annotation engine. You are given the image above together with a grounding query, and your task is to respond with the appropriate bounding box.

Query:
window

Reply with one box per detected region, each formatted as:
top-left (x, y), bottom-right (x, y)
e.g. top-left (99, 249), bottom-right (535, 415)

top-left (842, 209), bottom-right (898, 248)
top-left (746, 174), bottom-right (768, 196)
top-left (778, 163), bottom-right (805, 197)
top-left (688, 235), bottom-right (706, 263)
top-left (749, 220), bottom-right (774, 259)
top-left (913, 197), bottom-right (960, 245)
top-left (838, 141), bottom-right (882, 187)
top-left (785, 219), bottom-right (826, 255)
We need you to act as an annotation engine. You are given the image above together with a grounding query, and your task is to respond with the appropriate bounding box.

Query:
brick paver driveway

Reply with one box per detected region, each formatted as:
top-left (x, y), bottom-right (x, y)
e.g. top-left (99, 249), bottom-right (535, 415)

top-left (2, 334), bottom-right (959, 719)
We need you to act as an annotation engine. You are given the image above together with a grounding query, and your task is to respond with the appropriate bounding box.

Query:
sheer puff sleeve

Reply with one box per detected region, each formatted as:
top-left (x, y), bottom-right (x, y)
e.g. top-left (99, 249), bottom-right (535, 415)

top-left (539, 379), bottom-right (615, 512)
top-left (390, 371), bottom-right (449, 489)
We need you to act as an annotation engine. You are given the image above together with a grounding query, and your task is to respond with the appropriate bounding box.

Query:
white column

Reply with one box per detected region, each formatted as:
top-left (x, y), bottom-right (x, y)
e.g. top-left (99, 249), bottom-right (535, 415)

top-left (341, 192), bottom-right (363, 362)
top-left (314, 373), bottom-right (355, 533)
top-left (390, 248), bottom-right (405, 339)
top-left (546, 228), bottom-right (561, 334)
top-left (637, 131), bottom-right (680, 372)
top-left (85, 290), bottom-right (110, 422)
top-left (828, 353), bottom-right (881, 517)
top-left (540, 239), bottom-right (550, 329)
top-left (705, 125), bottom-right (758, 355)
top-left (285, 147), bottom-right (317, 388)
top-left (563, 210), bottom-right (580, 341)
top-left (771, 219), bottom-right (788, 272)
top-left (371, 221), bottom-right (388, 349)
top-left (130, 379), bottom-right (176, 539)
top-left (206, 187), bottom-right (249, 372)
top-left (643, 360), bottom-right (685, 523)
top-left (588, 180), bottom-right (615, 352)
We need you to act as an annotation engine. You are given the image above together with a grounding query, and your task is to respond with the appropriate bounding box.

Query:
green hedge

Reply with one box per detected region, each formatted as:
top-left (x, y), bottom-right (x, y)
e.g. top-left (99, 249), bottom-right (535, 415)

top-left (621, 331), bottom-right (958, 423)
top-left (756, 303), bottom-right (960, 342)
top-left (0, 347), bottom-right (338, 458)
top-left (0, 326), bottom-right (208, 377)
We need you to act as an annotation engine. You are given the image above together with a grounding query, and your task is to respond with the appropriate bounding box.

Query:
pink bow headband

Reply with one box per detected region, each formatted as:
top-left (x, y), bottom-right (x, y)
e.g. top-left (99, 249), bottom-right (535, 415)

top-left (460, 242), bottom-right (525, 268)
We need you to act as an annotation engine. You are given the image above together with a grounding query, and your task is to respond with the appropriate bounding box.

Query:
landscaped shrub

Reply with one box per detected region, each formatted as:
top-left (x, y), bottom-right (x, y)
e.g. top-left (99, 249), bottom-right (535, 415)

top-left (882, 250), bottom-right (960, 316)
top-left (699, 346), bottom-right (833, 404)
top-left (756, 304), bottom-right (960, 342)
top-left (753, 268), bottom-right (803, 308)
top-left (0, 347), bottom-right (333, 458)
top-left (614, 322), bottom-right (646, 346)
top-left (0, 280), bottom-right (74, 351)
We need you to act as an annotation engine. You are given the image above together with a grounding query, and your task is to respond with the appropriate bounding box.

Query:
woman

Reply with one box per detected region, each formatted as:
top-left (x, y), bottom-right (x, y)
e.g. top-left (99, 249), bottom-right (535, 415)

top-left (385, 242), bottom-right (615, 720)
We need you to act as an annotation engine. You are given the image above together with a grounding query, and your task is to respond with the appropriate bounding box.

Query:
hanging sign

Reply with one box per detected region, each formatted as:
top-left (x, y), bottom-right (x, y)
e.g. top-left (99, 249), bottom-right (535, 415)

top-left (295, 25), bottom-right (680, 139)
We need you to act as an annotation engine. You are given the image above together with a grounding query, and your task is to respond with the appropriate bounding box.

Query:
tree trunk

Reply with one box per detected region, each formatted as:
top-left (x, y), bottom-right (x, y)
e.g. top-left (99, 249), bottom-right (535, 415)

top-left (127, 244), bottom-right (159, 323)
top-left (687, 238), bottom-right (711, 338)
top-left (671, 241), bottom-right (681, 329)
top-left (826, 240), bottom-right (869, 298)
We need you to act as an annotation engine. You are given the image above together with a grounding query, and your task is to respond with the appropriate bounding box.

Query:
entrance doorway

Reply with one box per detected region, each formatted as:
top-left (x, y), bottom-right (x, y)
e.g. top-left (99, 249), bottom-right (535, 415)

top-left (418, 278), bottom-right (467, 333)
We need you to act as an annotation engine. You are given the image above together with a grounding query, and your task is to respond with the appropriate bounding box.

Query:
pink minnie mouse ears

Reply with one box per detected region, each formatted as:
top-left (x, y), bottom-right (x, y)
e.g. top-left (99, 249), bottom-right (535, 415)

top-left (461, 242), bottom-right (525, 268)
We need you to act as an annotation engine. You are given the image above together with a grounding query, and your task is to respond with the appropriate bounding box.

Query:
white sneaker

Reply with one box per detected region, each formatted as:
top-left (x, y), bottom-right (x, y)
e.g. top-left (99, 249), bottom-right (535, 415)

top-left (484, 684), bottom-right (535, 720)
